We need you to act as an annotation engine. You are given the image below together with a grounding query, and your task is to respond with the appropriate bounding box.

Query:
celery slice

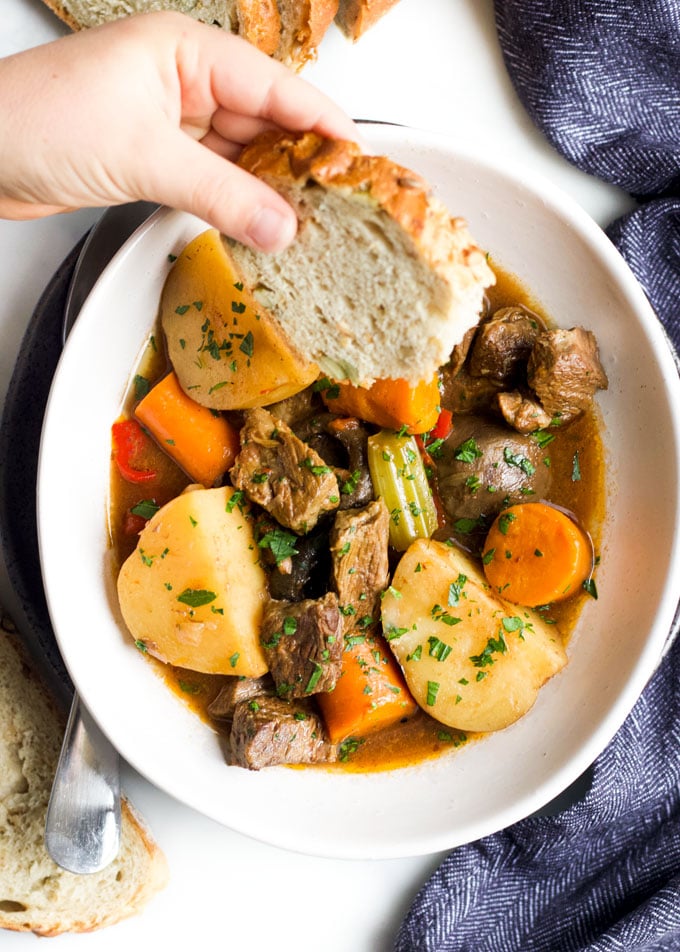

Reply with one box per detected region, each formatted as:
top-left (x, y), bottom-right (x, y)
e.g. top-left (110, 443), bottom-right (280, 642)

top-left (367, 430), bottom-right (438, 551)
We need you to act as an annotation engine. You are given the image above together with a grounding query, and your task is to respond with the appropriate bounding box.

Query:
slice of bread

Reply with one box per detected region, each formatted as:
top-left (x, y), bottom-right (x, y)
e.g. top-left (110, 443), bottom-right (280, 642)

top-left (275, 0), bottom-right (339, 70)
top-left (40, 0), bottom-right (331, 69)
top-left (229, 130), bottom-right (495, 387)
top-left (0, 616), bottom-right (168, 936)
top-left (335, 0), bottom-right (401, 41)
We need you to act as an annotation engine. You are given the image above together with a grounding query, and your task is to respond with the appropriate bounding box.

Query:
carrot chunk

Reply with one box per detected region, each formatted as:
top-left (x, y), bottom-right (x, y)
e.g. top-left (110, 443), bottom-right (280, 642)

top-left (135, 372), bottom-right (240, 487)
top-left (482, 502), bottom-right (593, 607)
top-left (317, 634), bottom-right (417, 745)
top-left (322, 375), bottom-right (441, 435)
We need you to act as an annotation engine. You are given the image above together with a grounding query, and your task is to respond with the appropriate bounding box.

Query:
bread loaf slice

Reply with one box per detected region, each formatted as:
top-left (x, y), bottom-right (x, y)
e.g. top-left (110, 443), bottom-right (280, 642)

top-left (275, 0), bottom-right (339, 69)
top-left (229, 130), bottom-right (495, 387)
top-left (0, 616), bottom-right (168, 936)
top-left (335, 0), bottom-right (401, 40)
top-left (40, 0), bottom-right (331, 68)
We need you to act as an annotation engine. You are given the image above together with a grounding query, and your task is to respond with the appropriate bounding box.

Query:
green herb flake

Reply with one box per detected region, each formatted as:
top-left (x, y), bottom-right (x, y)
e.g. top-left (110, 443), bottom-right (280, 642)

top-left (305, 662), bottom-right (324, 694)
top-left (427, 636), bottom-right (453, 662)
top-left (453, 438), bottom-right (483, 463)
top-left (130, 499), bottom-right (159, 520)
top-left (177, 588), bottom-right (217, 607)
top-left (426, 681), bottom-right (440, 706)
top-left (178, 680), bottom-right (201, 695)
top-left (258, 529), bottom-right (299, 566)
top-left (583, 578), bottom-right (598, 599)
top-left (229, 652), bottom-right (240, 668)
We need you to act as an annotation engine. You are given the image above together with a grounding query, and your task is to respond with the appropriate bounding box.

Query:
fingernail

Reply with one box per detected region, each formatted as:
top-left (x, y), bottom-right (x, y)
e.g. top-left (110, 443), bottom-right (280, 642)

top-left (246, 206), bottom-right (296, 253)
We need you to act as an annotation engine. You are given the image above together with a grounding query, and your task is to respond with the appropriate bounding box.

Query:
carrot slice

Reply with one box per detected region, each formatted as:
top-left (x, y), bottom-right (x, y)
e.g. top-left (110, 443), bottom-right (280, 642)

top-left (482, 502), bottom-right (593, 607)
top-left (322, 375), bottom-right (441, 435)
top-left (135, 372), bottom-right (240, 487)
top-left (317, 633), bottom-right (417, 745)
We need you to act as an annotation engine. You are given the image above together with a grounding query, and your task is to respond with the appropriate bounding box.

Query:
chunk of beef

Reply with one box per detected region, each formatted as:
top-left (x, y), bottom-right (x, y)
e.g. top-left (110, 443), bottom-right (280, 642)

top-left (229, 696), bottom-right (336, 770)
top-left (260, 593), bottom-right (343, 697)
top-left (267, 527), bottom-right (332, 601)
top-left (527, 327), bottom-right (608, 423)
top-left (439, 364), bottom-right (503, 415)
top-left (330, 499), bottom-right (390, 633)
top-left (469, 306), bottom-right (544, 384)
top-left (436, 415), bottom-right (552, 526)
top-left (207, 674), bottom-right (275, 723)
top-left (230, 407), bottom-right (339, 533)
top-left (447, 324), bottom-right (478, 377)
top-left (496, 390), bottom-right (552, 434)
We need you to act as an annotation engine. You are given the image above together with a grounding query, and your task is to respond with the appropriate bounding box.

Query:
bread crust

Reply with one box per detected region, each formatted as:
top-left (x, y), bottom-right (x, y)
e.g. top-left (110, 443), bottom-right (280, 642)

top-left (335, 0), bottom-right (401, 40)
top-left (38, 0), bottom-right (335, 65)
top-left (39, 0), bottom-right (84, 30)
top-left (275, 0), bottom-right (339, 70)
top-left (0, 617), bottom-right (168, 936)
top-left (236, 0), bottom-right (281, 56)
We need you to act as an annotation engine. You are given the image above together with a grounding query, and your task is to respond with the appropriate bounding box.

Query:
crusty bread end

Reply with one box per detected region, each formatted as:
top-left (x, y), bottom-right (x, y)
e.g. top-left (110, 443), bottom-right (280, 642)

top-left (0, 616), bottom-right (168, 937)
top-left (334, 0), bottom-right (401, 41)
top-left (39, 0), bottom-right (331, 68)
top-left (230, 130), bottom-right (495, 387)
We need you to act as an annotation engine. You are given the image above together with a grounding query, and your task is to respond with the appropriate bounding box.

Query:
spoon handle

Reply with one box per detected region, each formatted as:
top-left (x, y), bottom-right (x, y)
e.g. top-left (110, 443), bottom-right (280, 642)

top-left (45, 693), bottom-right (121, 874)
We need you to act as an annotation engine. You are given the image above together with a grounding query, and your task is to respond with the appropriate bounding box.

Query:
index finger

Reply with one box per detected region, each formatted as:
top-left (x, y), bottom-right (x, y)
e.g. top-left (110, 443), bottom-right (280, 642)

top-left (173, 19), bottom-right (360, 143)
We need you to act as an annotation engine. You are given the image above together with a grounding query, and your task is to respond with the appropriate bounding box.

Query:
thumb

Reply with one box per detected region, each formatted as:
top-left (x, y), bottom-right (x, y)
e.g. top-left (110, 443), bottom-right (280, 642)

top-left (141, 130), bottom-right (297, 252)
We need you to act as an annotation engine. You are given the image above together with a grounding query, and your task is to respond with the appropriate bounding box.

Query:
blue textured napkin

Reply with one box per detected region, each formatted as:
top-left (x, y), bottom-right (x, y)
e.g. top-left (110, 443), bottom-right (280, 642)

top-left (394, 3), bottom-right (680, 949)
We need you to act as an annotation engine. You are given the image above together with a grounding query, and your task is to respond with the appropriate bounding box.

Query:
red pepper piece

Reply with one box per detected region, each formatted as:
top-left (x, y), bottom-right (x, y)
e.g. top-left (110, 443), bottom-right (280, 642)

top-left (111, 420), bottom-right (158, 484)
top-left (429, 408), bottom-right (453, 442)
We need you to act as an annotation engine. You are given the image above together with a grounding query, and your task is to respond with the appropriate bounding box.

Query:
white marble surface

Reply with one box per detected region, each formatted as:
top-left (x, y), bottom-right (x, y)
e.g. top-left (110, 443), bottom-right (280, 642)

top-left (0, 1), bottom-right (634, 947)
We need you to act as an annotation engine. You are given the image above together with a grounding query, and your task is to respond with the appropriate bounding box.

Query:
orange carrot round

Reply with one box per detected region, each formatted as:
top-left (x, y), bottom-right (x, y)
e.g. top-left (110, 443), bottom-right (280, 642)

top-left (317, 634), bottom-right (417, 745)
top-left (482, 502), bottom-right (593, 607)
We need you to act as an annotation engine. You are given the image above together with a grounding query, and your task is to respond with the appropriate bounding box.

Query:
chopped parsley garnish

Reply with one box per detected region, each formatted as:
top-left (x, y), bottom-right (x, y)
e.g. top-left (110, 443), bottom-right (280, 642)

top-left (427, 636), bottom-right (453, 662)
top-left (430, 604), bottom-right (462, 626)
top-left (583, 578), bottom-right (598, 599)
top-left (497, 512), bottom-right (517, 535)
top-left (305, 662), bottom-right (324, 694)
top-left (300, 458), bottom-right (332, 476)
top-left (503, 447), bottom-right (536, 476)
top-left (258, 529), bottom-right (299, 565)
top-left (239, 330), bottom-right (254, 357)
top-left (469, 633), bottom-right (507, 667)
top-left (426, 681), bottom-right (440, 706)
top-left (130, 499), bottom-right (159, 520)
top-left (448, 574), bottom-right (467, 606)
top-left (177, 588), bottom-right (217, 607)
top-left (453, 437), bottom-right (483, 463)
top-left (313, 377), bottom-right (341, 400)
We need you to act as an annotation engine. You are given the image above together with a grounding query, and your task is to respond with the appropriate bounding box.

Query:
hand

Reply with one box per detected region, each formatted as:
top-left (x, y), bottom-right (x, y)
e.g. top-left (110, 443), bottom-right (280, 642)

top-left (0, 13), bottom-right (358, 251)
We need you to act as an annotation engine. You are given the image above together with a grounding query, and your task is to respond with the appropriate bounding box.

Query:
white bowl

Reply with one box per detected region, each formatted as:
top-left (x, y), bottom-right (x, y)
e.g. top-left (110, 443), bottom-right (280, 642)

top-left (37, 124), bottom-right (680, 859)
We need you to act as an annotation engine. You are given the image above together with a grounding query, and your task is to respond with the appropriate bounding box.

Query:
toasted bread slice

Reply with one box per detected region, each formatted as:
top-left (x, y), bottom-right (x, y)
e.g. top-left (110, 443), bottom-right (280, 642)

top-left (39, 0), bottom-right (334, 67)
top-left (229, 130), bottom-right (495, 387)
top-left (275, 0), bottom-right (338, 69)
top-left (335, 0), bottom-right (401, 41)
top-left (0, 616), bottom-right (168, 936)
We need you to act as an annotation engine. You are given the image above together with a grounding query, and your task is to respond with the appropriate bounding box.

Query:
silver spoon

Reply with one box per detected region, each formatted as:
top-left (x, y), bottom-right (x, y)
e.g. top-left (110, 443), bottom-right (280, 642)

top-left (45, 202), bottom-right (157, 874)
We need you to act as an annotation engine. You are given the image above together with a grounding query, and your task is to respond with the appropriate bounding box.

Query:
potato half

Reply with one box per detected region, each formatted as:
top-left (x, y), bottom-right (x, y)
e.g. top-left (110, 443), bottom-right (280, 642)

top-left (160, 229), bottom-right (319, 409)
top-left (117, 486), bottom-right (268, 676)
top-left (381, 539), bottom-right (567, 732)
